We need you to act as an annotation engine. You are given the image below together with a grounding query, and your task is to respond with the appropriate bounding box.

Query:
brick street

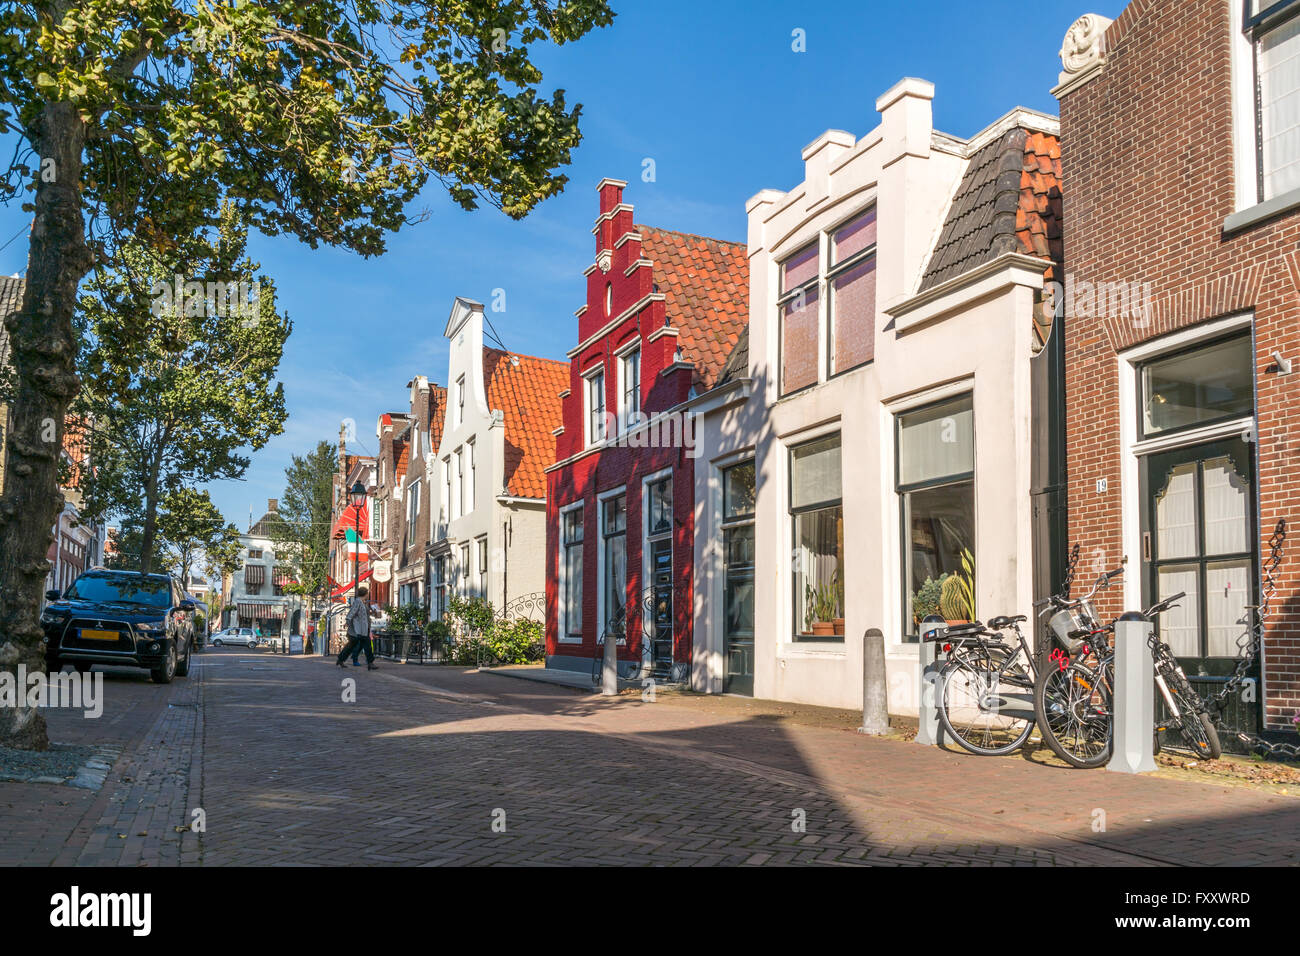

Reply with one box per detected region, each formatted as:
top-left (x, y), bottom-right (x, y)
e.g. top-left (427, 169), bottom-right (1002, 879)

top-left (5, 646), bottom-right (1300, 866)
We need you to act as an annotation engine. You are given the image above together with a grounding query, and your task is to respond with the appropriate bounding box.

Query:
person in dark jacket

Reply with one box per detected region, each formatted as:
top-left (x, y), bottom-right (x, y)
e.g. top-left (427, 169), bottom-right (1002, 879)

top-left (335, 585), bottom-right (377, 670)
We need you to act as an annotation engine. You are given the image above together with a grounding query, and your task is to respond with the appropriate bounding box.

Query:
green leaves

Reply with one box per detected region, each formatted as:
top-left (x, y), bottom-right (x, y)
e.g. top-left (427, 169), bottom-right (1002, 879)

top-left (73, 205), bottom-right (290, 572)
top-left (266, 440), bottom-right (337, 599)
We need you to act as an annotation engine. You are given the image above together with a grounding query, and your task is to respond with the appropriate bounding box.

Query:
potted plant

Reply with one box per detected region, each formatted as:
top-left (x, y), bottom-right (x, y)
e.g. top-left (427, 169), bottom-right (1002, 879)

top-left (912, 574), bottom-right (946, 629)
top-left (938, 549), bottom-right (976, 624)
top-left (804, 580), bottom-right (838, 637)
top-left (831, 571), bottom-right (845, 636)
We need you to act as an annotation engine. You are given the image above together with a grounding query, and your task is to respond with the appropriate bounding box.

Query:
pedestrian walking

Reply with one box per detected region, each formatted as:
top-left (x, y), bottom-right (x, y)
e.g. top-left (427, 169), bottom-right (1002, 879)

top-left (336, 585), bottom-right (377, 670)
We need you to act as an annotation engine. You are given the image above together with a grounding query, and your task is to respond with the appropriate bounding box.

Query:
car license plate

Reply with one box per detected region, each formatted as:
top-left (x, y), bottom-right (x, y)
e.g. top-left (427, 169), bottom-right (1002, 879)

top-left (80, 628), bottom-right (118, 642)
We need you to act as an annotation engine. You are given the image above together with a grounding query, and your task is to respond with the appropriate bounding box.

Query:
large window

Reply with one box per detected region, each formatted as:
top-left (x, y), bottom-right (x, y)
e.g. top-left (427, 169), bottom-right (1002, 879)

top-left (619, 346), bottom-right (641, 432)
top-left (406, 478), bottom-right (420, 545)
top-left (602, 494), bottom-right (627, 639)
top-left (1138, 332), bottom-right (1253, 438)
top-left (452, 448), bottom-right (462, 519)
top-left (459, 543), bottom-right (471, 596)
top-left (562, 507), bottom-right (583, 638)
top-left (586, 368), bottom-right (606, 445)
top-left (722, 460), bottom-right (756, 694)
top-left (1249, 1), bottom-right (1300, 201)
top-left (476, 536), bottom-right (488, 597)
top-left (779, 243), bottom-right (820, 395)
top-left (432, 557), bottom-right (446, 620)
top-left (442, 457), bottom-right (451, 528)
top-left (777, 203), bottom-right (878, 396)
top-left (828, 207), bottom-right (877, 376)
top-left (790, 435), bottom-right (843, 640)
top-left (898, 394), bottom-right (976, 640)
top-left (466, 441), bottom-right (475, 513)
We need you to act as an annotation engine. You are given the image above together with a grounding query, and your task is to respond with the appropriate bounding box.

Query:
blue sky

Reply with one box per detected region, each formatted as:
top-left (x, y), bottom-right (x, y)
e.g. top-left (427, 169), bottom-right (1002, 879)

top-left (0, 0), bottom-right (1124, 531)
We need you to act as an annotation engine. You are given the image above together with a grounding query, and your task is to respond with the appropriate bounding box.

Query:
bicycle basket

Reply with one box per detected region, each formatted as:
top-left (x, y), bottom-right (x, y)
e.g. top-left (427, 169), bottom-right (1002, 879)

top-left (1048, 606), bottom-right (1089, 652)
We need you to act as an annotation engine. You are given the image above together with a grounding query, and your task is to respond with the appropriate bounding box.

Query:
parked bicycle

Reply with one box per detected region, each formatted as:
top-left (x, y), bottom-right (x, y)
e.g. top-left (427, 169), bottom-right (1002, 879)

top-left (1033, 565), bottom-right (1220, 768)
top-left (928, 614), bottom-right (1038, 756)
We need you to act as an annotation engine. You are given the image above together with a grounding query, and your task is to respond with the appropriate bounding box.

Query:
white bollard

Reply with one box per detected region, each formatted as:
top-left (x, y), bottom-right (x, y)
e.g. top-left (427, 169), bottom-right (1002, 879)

top-left (601, 633), bottom-right (618, 697)
top-left (916, 615), bottom-right (946, 746)
top-left (1107, 614), bottom-right (1156, 774)
top-left (859, 628), bottom-right (889, 736)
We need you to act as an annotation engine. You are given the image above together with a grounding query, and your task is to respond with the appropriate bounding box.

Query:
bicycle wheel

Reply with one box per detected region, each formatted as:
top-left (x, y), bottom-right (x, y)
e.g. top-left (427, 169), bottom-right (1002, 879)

top-left (1034, 657), bottom-right (1113, 769)
top-left (1163, 668), bottom-right (1221, 760)
top-left (938, 651), bottom-right (1035, 756)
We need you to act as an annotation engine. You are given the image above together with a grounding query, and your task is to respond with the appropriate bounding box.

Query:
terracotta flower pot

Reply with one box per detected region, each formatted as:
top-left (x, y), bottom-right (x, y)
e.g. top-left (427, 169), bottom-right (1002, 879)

top-left (832, 618), bottom-right (845, 635)
top-left (811, 621), bottom-right (836, 637)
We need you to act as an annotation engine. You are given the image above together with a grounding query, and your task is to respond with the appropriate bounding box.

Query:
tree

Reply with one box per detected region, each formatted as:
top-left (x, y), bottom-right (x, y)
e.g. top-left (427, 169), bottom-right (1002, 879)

top-left (0, 0), bottom-right (612, 750)
top-left (267, 441), bottom-right (336, 614)
top-left (73, 206), bottom-right (289, 577)
top-left (158, 487), bottom-right (240, 593)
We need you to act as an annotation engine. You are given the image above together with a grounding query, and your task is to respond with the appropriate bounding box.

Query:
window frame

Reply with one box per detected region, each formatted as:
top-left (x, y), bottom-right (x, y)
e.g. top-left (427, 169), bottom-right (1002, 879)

top-left (1134, 330), bottom-right (1255, 442)
top-left (776, 240), bottom-right (821, 398)
top-left (895, 392), bottom-right (977, 642)
top-left (559, 502), bottom-right (585, 641)
top-left (788, 433), bottom-right (844, 643)
top-left (617, 342), bottom-right (642, 434)
top-left (826, 205), bottom-right (878, 380)
top-left (476, 535), bottom-right (488, 597)
top-left (1247, 0), bottom-right (1300, 202)
top-left (406, 477), bottom-right (421, 546)
top-left (456, 375), bottom-right (466, 426)
top-left (584, 365), bottom-right (607, 446)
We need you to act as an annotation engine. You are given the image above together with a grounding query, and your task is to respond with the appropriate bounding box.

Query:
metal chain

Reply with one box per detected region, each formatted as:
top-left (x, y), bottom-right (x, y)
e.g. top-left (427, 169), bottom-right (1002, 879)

top-left (1061, 542), bottom-right (1082, 599)
top-left (1203, 518), bottom-right (1300, 759)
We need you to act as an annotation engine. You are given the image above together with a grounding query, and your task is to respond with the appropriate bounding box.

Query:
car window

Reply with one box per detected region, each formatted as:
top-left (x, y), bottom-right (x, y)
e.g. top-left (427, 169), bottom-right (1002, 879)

top-left (64, 573), bottom-right (172, 608)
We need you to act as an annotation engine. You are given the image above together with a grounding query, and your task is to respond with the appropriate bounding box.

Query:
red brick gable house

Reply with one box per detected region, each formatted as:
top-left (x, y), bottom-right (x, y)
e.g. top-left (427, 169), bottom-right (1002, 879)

top-left (1054, 1), bottom-right (1300, 743)
top-left (544, 179), bottom-right (749, 682)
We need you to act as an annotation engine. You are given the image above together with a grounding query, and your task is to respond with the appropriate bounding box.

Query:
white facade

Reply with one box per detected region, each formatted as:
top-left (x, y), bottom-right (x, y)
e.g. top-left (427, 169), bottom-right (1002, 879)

top-left (429, 297), bottom-right (551, 620)
top-left (727, 78), bottom-right (1058, 712)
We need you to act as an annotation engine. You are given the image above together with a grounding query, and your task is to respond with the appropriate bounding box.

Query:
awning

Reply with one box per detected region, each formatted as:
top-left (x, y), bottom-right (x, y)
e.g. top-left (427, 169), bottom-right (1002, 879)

top-left (329, 568), bottom-right (373, 600)
top-left (244, 563), bottom-right (266, 586)
top-left (237, 602), bottom-right (286, 620)
top-left (332, 502), bottom-right (370, 540)
top-left (273, 568), bottom-right (296, 588)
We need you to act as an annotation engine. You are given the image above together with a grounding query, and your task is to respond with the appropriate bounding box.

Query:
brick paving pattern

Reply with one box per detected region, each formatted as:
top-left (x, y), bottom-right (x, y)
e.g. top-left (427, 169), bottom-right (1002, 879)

top-left (4, 648), bottom-right (1299, 866)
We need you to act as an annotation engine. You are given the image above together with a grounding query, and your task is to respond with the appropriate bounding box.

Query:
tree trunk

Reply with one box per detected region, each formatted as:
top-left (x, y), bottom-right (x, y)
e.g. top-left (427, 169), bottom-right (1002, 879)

top-left (138, 476), bottom-right (159, 576)
top-left (0, 102), bottom-right (92, 750)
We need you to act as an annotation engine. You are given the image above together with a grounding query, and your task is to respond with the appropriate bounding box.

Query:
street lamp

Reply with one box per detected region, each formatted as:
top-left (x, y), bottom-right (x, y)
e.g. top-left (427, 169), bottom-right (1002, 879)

top-left (349, 480), bottom-right (366, 607)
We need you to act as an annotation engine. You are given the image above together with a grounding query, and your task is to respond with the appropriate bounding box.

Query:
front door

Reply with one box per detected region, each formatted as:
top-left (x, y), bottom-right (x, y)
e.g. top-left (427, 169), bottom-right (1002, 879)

top-left (648, 538), bottom-right (674, 680)
top-left (1142, 437), bottom-right (1259, 736)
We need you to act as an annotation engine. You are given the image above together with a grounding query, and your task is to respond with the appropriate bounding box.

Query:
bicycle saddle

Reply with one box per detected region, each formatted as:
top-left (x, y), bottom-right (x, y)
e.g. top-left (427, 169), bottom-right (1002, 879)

top-left (988, 614), bottom-right (1027, 629)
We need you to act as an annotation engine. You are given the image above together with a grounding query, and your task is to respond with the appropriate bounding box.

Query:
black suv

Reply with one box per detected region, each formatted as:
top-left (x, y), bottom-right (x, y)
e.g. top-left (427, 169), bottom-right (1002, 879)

top-left (41, 570), bottom-right (197, 684)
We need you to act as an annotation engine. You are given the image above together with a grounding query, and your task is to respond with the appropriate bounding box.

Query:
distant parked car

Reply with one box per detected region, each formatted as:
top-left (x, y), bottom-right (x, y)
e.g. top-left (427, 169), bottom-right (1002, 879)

top-left (210, 627), bottom-right (259, 648)
top-left (41, 569), bottom-right (197, 684)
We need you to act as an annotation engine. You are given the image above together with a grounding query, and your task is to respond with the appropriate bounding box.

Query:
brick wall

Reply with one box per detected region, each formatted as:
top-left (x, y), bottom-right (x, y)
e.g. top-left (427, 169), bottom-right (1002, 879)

top-left (545, 181), bottom-right (698, 669)
top-left (1060, 0), bottom-right (1300, 729)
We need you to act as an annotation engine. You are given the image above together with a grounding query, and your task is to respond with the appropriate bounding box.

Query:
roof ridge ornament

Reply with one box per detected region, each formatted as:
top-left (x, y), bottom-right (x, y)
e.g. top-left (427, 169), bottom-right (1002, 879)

top-left (1053, 13), bottom-right (1113, 99)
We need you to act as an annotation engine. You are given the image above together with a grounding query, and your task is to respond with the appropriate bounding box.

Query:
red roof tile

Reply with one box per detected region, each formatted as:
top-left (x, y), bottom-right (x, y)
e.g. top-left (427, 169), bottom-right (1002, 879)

top-left (483, 348), bottom-right (568, 499)
top-left (636, 226), bottom-right (750, 391)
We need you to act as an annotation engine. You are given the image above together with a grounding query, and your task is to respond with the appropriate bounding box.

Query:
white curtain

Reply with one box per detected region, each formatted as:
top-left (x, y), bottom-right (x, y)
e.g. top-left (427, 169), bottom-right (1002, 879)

top-left (1158, 565), bottom-right (1200, 658)
top-left (1202, 456), bottom-right (1249, 555)
top-left (1206, 560), bottom-right (1251, 657)
top-left (1155, 463), bottom-right (1197, 559)
top-left (1260, 15), bottom-right (1300, 198)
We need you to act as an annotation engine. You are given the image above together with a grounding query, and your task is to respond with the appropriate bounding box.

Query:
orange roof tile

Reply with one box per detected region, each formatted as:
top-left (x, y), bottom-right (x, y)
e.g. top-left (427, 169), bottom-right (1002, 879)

top-left (427, 383), bottom-right (448, 456)
top-left (636, 226), bottom-right (750, 391)
top-left (483, 348), bottom-right (568, 499)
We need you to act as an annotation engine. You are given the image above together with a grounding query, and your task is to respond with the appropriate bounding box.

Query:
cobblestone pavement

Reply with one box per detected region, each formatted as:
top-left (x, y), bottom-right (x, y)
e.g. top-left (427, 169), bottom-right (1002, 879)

top-left (6, 649), bottom-right (1300, 865)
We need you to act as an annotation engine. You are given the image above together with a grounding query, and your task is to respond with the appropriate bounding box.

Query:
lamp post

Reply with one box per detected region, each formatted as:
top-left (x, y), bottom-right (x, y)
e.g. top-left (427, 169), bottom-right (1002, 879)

top-left (349, 480), bottom-right (366, 609)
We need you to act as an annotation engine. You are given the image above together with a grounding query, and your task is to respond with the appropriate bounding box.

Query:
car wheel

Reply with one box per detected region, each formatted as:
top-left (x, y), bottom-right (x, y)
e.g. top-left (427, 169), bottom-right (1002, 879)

top-left (45, 657), bottom-right (61, 673)
top-left (213, 638), bottom-right (223, 647)
top-left (175, 641), bottom-right (192, 678)
top-left (151, 643), bottom-right (177, 684)
top-left (73, 661), bottom-right (92, 674)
